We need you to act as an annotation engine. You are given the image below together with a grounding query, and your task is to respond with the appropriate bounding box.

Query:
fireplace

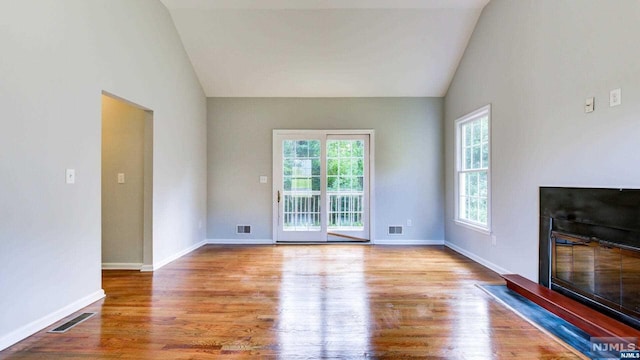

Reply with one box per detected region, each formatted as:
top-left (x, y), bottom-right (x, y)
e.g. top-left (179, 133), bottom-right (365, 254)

top-left (540, 187), bottom-right (640, 329)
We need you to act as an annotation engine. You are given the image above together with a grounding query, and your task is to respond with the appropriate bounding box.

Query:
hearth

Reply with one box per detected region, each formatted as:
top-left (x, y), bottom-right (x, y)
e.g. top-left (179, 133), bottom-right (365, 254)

top-left (540, 187), bottom-right (640, 329)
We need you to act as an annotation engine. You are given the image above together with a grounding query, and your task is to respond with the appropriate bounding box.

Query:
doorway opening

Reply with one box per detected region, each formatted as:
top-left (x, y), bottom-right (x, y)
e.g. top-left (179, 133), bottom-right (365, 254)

top-left (101, 93), bottom-right (153, 270)
top-left (272, 130), bottom-right (374, 243)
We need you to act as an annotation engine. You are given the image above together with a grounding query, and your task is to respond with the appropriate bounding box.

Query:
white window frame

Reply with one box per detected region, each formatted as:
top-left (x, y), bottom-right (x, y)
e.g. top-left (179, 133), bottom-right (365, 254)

top-left (454, 104), bottom-right (491, 234)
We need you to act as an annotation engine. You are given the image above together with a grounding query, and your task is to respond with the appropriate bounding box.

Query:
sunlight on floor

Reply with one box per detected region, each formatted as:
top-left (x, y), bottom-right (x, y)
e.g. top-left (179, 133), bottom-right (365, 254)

top-left (278, 246), bottom-right (371, 358)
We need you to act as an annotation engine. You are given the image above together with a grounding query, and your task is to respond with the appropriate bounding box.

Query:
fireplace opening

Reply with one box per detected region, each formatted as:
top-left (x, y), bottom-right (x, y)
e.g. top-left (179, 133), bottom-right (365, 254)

top-left (540, 187), bottom-right (640, 329)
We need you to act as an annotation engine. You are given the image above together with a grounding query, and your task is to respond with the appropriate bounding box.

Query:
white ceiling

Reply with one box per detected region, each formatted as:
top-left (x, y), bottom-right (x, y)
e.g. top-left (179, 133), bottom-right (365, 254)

top-left (160, 0), bottom-right (489, 97)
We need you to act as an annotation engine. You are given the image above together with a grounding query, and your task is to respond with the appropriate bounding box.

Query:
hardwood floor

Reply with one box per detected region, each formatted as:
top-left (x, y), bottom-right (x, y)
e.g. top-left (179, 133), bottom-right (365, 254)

top-left (1, 245), bottom-right (581, 359)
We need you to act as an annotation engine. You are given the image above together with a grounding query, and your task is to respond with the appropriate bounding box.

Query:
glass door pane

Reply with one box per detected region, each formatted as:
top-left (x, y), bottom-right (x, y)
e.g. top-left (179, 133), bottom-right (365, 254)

top-left (326, 135), bottom-right (369, 241)
top-left (327, 139), bottom-right (364, 231)
top-left (283, 140), bottom-right (321, 232)
top-left (274, 134), bottom-right (326, 243)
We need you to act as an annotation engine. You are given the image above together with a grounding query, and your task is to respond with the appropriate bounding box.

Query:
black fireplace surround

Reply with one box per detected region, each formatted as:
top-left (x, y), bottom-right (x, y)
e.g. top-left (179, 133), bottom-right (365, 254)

top-left (540, 187), bottom-right (640, 329)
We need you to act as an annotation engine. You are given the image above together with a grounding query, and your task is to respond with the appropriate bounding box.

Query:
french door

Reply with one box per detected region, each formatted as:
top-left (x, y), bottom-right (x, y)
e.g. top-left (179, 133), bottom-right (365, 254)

top-left (273, 130), bottom-right (372, 243)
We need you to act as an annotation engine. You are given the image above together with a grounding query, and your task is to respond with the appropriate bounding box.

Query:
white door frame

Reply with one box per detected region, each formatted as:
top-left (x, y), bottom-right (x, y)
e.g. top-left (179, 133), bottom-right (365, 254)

top-left (272, 129), bottom-right (375, 243)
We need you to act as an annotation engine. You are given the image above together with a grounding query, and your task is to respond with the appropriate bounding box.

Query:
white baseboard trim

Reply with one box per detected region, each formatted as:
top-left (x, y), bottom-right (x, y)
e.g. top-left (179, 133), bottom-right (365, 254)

top-left (206, 238), bottom-right (274, 245)
top-left (374, 239), bottom-right (445, 245)
top-left (145, 239), bottom-right (207, 272)
top-left (444, 241), bottom-right (511, 275)
top-left (0, 289), bottom-right (105, 351)
top-left (101, 263), bottom-right (142, 270)
top-left (206, 239), bottom-right (444, 246)
top-left (140, 264), bottom-right (154, 272)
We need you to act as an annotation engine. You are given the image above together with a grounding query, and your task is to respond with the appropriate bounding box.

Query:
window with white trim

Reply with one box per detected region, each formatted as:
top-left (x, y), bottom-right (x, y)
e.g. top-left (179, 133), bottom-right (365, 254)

top-left (455, 105), bottom-right (490, 231)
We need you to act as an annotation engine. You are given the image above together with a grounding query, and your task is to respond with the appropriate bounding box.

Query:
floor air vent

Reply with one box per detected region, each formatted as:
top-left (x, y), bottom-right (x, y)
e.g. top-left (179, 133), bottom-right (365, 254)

top-left (236, 225), bottom-right (251, 234)
top-left (388, 226), bottom-right (403, 235)
top-left (48, 312), bottom-right (96, 333)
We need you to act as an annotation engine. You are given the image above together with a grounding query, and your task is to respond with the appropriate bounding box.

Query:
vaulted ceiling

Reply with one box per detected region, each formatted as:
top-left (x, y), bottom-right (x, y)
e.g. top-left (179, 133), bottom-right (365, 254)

top-left (160, 0), bottom-right (489, 97)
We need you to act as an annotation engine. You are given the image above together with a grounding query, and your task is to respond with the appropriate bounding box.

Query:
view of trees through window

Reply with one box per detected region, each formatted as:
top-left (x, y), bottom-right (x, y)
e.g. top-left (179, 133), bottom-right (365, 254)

top-left (327, 140), bottom-right (364, 230)
top-left (282, 139), bottom-right (365, 231)
top-left (458, 111), bottom-right (489, 227)
top-left (282, 140), bottom-right (321, 231)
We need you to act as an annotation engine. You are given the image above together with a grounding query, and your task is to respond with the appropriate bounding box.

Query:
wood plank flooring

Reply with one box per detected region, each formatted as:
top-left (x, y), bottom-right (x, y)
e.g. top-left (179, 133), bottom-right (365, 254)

top-left (1, 245), bottom-right (580, 359)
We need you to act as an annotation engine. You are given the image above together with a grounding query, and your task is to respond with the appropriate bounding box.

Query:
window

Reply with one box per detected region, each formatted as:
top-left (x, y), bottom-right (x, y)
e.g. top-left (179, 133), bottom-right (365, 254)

top-left (455, 105), bottom-right (490, 231)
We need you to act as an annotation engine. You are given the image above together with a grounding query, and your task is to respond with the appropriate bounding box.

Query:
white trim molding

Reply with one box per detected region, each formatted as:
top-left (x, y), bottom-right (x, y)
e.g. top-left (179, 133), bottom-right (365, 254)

top-left (101, 263), bottom-right (143, 270)
top-left (206, 239), bottom-right (444, 246)
top-left (207, 238), bottom-right (274, 245)
top-left (142, 240), bottom-right (207, 272)
top-left (0, 289), bottom-right (105, 351)
top-left (374, 239), bottom-right (445, 245)
top-left (444, 241), bottom-right (511, 275)
top-left (453, 219), bottom-right (491, 235)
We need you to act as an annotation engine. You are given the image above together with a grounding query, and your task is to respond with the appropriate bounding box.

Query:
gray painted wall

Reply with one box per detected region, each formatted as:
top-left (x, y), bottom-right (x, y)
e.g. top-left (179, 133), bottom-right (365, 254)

top-left (444, 0), bottom-right (640, 280)
top-left (0, 0), bottom-right (206, 348)
top-left (101, 95), bottom-right (146, 266)
top-left (207, 98), bottom-right (444, 242)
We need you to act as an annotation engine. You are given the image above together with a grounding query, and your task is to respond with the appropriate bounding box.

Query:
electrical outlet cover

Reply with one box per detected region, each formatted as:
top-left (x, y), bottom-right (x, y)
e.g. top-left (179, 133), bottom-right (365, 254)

top-left (610, 88), bottom-right (621, 107)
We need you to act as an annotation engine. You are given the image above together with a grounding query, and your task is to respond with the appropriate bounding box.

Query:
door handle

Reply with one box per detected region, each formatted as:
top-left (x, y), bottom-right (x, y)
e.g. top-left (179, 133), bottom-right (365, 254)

top-left (277, 190), bottom-right (281, 203)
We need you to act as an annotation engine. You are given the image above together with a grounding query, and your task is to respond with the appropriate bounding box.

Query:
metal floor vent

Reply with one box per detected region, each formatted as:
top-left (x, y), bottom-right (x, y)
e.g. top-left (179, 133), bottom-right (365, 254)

top-left (48, 312), bottom-right (96, 333)
top-left (388, 226), bottom-right (403, 235)
top-left (236, 225), bottom-right (251, 234)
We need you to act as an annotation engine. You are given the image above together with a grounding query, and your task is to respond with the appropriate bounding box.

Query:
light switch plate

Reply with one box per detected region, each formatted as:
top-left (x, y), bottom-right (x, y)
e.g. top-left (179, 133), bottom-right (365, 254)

top-left (117, 173), bottom-right (125, 184)
top-left (66, 169), bottom-right (75, 184)
top-left (585, 97), bottom-right (595, 113)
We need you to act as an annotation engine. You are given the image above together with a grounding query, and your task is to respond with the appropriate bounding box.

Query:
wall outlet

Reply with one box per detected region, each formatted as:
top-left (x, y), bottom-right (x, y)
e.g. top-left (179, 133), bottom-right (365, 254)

top-left (491, 235), bottom-right (497, 246)
top-left (407, 219), bottom-right (412, 227)
top-left (610, 88), bottom-right (621, 107)
top-left (259, 176), bottom-right (268, 183)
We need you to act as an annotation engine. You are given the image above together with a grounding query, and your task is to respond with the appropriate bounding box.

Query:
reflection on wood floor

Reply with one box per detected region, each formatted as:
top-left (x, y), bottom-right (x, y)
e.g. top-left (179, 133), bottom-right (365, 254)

top-left (2, 245), bottom-right (581, 359)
